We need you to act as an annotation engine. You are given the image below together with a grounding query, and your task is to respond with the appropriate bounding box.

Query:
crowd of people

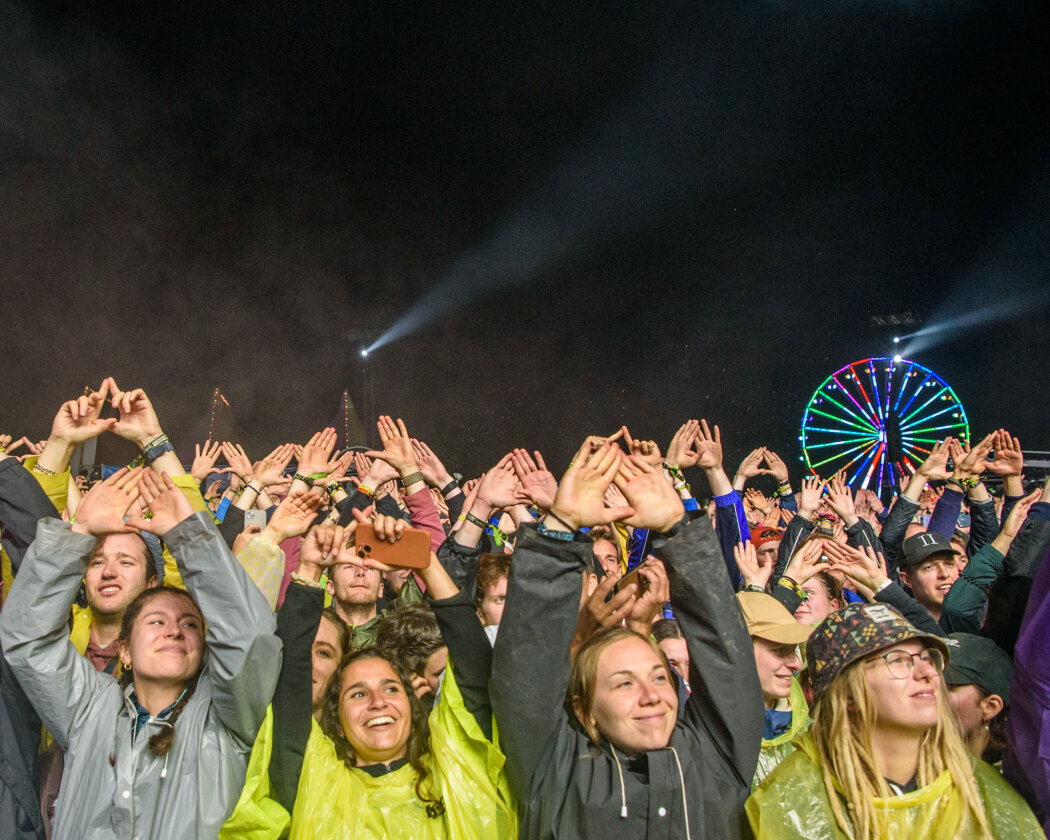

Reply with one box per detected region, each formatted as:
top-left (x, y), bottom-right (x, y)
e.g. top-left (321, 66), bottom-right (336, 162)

top-left (0, 378), bottom-right (1048, 839)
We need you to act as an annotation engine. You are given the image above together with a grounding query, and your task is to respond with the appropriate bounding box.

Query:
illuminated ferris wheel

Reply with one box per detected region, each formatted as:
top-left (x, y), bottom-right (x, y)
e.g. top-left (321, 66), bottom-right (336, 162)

top-left (800, 357), bottom-right (969, 497)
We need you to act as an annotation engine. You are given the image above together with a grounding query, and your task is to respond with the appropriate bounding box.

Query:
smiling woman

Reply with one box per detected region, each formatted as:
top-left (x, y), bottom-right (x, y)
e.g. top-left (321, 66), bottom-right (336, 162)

top-left (746, 603), bottom-right (1042, 840)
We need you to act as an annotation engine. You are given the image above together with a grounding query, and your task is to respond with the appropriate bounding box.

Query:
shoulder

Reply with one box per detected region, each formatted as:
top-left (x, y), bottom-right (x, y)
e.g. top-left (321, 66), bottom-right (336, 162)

top-left (971, 758), bottom-right (1044, 832)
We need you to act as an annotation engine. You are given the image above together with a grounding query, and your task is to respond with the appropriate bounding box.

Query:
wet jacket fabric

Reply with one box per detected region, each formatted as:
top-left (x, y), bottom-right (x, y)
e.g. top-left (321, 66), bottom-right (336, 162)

top-left (747, 732), bottom-right (1043, 838)
top-left (492, 520), bottom-right (763, 840)
top-left (0, 512), bottom-right (282, 840)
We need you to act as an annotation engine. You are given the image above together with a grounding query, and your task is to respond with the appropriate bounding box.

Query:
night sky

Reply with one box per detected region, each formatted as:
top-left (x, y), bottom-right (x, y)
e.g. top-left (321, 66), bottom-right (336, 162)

top-left (2, 1), bottom-right (1048, 483)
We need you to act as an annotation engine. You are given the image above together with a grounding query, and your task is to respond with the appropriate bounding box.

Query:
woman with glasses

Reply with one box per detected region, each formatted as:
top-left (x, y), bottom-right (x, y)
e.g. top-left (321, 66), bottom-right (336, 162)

top-left (746, 602), bottom-right (1042, 839)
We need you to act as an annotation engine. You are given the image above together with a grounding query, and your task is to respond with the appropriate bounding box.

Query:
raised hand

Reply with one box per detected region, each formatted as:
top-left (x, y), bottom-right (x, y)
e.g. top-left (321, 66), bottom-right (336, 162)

top-left (262, 490), bottom-right (324, 543)
top-left (735, 447), bottom-right (773, 484)
top-left (364, 416), bottom-right (420, 479)
top-left (221, 441), bottom-right (254, 480)
top-left (547, 440), bottom-right (634, 531)
top-left (255, 443), bottom-right (296, 487)
top-left (476, 453), bottom-right (520, 510)
top-left (625, 557), bottom-right (671, 634)
top-left (572, 572), bottom-right (638, 657)
top-left (48, 383), bottom-right (115, 445)
top-left (744, 487), bottom-right (771, 517)
top-left (781, 538), bottom-right (827, 585)
top-left (621, 426), bottom-right (664, 467)
top-left (763, 449), bottom-right (790, 485)
top-left (411, 439), bottom-right (454, 488)
top-left (126, 470), bottom-right (195, 537)
top-left (999, 488), bottom-right (1042, 542)
top-left (104, 377), bottom-right (164, 447)
top-left (953, 433), bottom-right (995, 480)
top-left (511, 448), bottom-right (558, 509)
top-left (734, 540), bottom-right (774, 589)
top-left (694, 419), bottom-right (723, 471)
top-left (984, 429), bottom-right (1024, 478)
top-left (917, 437), bottom-right (955, 481)
top-left (797, 475), bottom-right (826, 518)
top-left (298, 428), bottom-right (338, 478)
top-left (70, 466), bottom-right (143, 537)
top-left (191, 441), bottom-right (223, 483)
top-left (665, 419), bottom-right (701, 469)
top-left (824, 475), bottom-right (858, 526)
top-left (300, 524), bottom-right (350, 570)
top-left (613, 454), bottom-right (685, 533)
top-left (824, 542), bottom-right (889, 597)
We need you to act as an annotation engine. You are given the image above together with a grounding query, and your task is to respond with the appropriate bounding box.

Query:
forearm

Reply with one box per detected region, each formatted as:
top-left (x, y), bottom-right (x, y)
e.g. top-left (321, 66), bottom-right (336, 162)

top-left (271, 581), bottom-right (324, 811)
top-left (875, 582), bottom-right (946, 637)
top-left (166, 512), bottom-right (281, 744)
top-left (431, 588), bottom-right (494, 740)
top-left (966, 497), bottom-right (999, 556)
top-left (713, 493), bottom-right (747, 585)
top-left (403, 487), bottom-right (447, 554)
top-left (655, 518), bottom-right (762, 784)
top-left (927, 487), bottom-right (964, 539)
top-left (0, 457), bottom-right (61, 572)
top-left (491, 524), bottom-right (591, 799)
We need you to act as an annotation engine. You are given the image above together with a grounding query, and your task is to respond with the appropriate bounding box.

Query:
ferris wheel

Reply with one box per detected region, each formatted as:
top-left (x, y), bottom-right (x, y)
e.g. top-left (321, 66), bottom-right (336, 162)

top-left (800, 357), bottom-right (969, 497)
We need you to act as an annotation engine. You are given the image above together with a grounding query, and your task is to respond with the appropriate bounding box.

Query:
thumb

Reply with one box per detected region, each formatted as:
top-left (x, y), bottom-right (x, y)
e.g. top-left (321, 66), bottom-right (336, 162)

top-left (599, 505), bottom-right (635, 523)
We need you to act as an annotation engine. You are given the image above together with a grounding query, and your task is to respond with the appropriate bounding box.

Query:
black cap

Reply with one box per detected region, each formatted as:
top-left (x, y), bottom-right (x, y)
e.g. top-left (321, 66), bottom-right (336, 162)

top-left (901, 532), bottom-right (959, 567)
top-left (943, 633), bottom-right (1012, 704)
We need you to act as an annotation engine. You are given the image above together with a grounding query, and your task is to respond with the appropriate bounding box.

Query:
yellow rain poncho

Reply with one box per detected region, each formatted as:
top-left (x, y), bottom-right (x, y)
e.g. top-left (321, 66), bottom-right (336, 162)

top-left (219, 708), bottom-right (290, 840)
top-left (289, 660), bottom-right (517, 840)
top-left (746, 732), bottom-right (1045, 838)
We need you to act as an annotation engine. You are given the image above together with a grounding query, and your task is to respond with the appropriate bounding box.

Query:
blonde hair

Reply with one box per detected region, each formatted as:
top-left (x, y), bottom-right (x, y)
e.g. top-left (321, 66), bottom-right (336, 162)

top-left (810, 658), bottom-right (991, 840)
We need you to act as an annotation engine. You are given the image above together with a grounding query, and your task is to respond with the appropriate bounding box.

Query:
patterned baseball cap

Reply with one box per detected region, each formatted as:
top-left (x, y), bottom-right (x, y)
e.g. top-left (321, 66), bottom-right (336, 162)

top-left (807, 602), bottom-right (950, 701)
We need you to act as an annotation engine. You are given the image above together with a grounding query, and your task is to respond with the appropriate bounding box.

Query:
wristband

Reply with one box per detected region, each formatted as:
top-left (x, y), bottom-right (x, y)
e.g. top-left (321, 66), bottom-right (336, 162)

top-left (293, 473), bottom-right (315, 486)
top-left (307, 472), bottom-right (328, 482)
top-left (945, 477), bottom-right (964, 489)
top-left (32, 463), bottom-right (58, 476)
top-left (537, 520), bottom-right (575, 541)
top-left (440, 479), bottom-right (459, 496)
top-left (142, 434), bottom-right (175, 465)
top-left (400, 470), bottom-right (424, 487)
top-left (875, 579), bottom-right (893, 594)
top-left (290, 572), bottom-right (326, 590)
top-left (326, 482), bottom-right (343, 496)
top-left (527, 504), bottom-right (544, 519)
top-left (959, 476), bottom-right (980, 489)
top-left (357, 484), bottom-right (375, 498)
top-left (673, 479), bottom-right (687, 491)
top-left (464, 512), bottom-right (489, 529)
top-left (741, 583), bottom-right (767, 593)
top-left (243, 484), bottom-right (260, 496)
top-left (777, 576), bottom-right (807, 600)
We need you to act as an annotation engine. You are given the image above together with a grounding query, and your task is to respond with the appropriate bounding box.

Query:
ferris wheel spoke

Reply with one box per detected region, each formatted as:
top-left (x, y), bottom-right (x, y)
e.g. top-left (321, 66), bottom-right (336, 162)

top-left (849, 364), bottom-right (881, 430)
top-left (804, 436), bottom-right (879, 450)
top-left (809, 438), bottom-right (879, 471)
top-left (865, 359), bottom-right (888, 429)
top-left (856, 441), bottom-right (886, 489)
top-left (899, 401), bottom-right (961, 430)
top-left (833, 373), bottom-right (881, 430)
top-left (895, 369), bottom-right (934, 416)
top-left (816, 391), bottom-right (880, 433)
top-left (806, 408), bottom-right (880, 435)
top-left (902, 422), bottom-right (966, 436)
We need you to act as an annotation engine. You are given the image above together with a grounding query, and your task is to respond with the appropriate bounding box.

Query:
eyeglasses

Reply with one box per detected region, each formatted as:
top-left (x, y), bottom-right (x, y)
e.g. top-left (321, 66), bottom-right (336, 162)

top-left (875, 648), bottom-right (944, 680)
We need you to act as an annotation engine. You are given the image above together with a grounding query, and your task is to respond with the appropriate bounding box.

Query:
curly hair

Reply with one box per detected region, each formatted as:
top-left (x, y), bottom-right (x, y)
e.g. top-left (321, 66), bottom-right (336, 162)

top-left (373, 602), bottom-right (445, 681)
top-left (320, 647), bottom-right (437, 802)
top-left (117, 586), bottom-right (205, 758)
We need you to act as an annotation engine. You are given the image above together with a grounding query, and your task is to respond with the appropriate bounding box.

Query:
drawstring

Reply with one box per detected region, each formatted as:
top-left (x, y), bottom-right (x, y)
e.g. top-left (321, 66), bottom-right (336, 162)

top-left (669, 746), bottom-right (693, 840)
top-left (611, 747), bottom-right (628, 819)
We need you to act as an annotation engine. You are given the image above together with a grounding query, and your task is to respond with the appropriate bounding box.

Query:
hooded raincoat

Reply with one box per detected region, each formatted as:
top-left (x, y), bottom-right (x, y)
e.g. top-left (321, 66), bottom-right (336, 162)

top-left (746, 732), bottom-right (1044, 838)
top-left (753, 676), bottom-right (809, 790)
top-left (491, 519), bottom-right (764, 840)
top-left (0, 512), bottom-right (282, 840)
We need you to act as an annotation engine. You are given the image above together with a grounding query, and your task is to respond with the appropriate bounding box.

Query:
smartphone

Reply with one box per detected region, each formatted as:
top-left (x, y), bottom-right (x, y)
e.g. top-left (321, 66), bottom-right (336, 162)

top-left (615, 566), bottom-right (650, 597)
top-left (354, 523), bottom-right (431, 569)
top-left (244, 509), bottom-right (268, 529)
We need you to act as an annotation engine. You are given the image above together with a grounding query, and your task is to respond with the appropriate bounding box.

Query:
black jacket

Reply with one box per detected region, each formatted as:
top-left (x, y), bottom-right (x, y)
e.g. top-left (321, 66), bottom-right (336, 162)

top-left (491, 520), bottom-right (763, 840)
top-left (0, 457), bottom-right (60, 840)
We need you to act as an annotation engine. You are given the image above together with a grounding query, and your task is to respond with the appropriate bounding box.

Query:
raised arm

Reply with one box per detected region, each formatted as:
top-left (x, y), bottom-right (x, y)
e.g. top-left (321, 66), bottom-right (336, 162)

top-left (127, 470), bottom-right (281, 746)
top-left (0, 468), bottom-right (144, 744)
top-left (613, 454), bottom-right (762, 785)
top-left (491, 439), bottom-right (632, 799)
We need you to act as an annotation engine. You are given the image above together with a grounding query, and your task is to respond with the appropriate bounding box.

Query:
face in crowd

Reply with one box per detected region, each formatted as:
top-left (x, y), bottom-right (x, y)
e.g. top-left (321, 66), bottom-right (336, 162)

top-left (573, 630), bottom-right (679, 754)
top-left (312, 613), bottom-right (349, 713)
top-left (337, 656), bottom-right (414, 765)
top-left (85, 533), bottom-right (157, 618)
top-left (753, 640), bottom-right (803, 708)
top-left (119, 589), bottom-right (205, 687)
top-left (592, 539), bottom-right (622, 580)
top-left (899, 553), bottom-right (960, 611)
top-left (794, 574), bottom-right (841, 626)
top-left (328, 562), bottom-right (383, 611)
top-left (657, 636), bottom-right (690, 681)
top-left (477, 574), bottom-right (508, 627)
top-left (861, 640), bottom-right (943, 734)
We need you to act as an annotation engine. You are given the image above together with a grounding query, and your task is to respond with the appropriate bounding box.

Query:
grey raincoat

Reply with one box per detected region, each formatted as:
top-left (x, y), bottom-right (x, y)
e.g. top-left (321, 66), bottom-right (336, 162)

top-left (0, 512), bottom-right (282, 840)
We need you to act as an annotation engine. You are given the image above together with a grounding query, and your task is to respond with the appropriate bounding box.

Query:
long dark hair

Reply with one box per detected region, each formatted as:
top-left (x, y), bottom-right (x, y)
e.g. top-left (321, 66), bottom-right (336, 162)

top-left (117, 585), bottom-right (205, 758)
top-left (320, 646), bottom-right (436, 802)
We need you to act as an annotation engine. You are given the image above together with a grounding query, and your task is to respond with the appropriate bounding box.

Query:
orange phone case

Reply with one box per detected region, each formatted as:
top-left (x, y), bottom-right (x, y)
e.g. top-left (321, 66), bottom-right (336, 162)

top-left (615, 566), bottom-right (650, 595)
top-left (354, 523), bottom-right (431, 569)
